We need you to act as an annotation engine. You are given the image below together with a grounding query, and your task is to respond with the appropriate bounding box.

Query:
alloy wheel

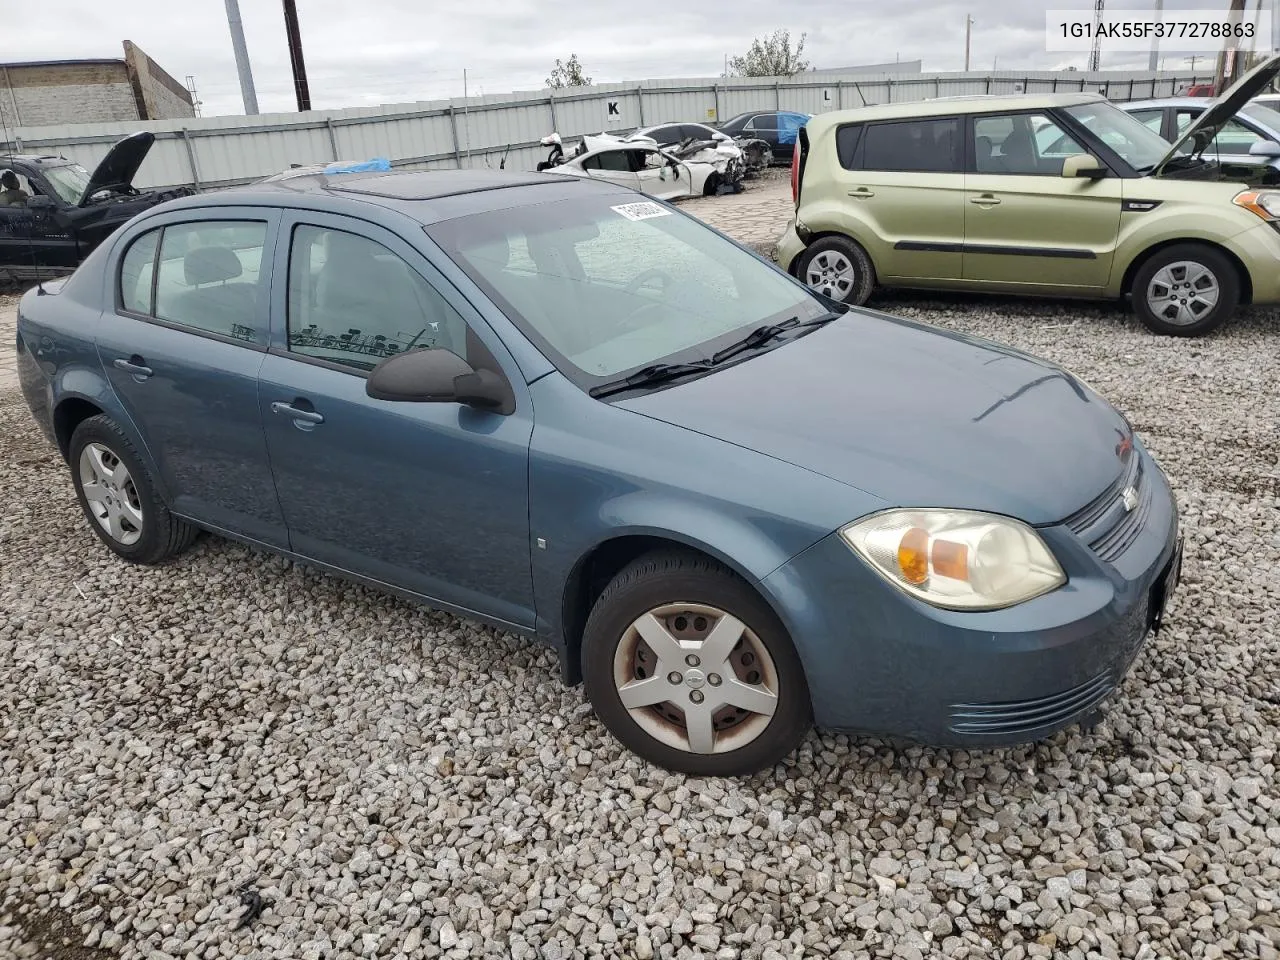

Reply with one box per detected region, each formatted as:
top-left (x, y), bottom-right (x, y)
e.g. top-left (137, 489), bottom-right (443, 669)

top-left (78, 442), bottom-right (144, 546)
top-left (612, 602), bottom-right (779, 755)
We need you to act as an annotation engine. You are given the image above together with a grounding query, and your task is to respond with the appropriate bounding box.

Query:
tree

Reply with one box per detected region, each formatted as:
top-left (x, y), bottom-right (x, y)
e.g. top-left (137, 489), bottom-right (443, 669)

top-left (546, 54), bottom-right (592, 89)
top-left (725, 30), bottom-right (810, 78)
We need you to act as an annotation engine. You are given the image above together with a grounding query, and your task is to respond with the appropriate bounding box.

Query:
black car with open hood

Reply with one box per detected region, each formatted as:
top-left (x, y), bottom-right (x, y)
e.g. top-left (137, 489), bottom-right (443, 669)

top-left (1, 132), bottom-right (194, 283)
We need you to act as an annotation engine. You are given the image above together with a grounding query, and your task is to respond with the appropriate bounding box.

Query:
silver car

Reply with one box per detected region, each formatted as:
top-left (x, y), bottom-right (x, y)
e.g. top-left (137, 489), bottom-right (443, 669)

top-left (1121, 96), bottom-right (1280, 171)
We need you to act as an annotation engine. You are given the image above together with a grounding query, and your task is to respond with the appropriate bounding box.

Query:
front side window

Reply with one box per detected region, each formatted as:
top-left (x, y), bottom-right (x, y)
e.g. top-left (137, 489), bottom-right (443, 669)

top-left (286, 225), bottom-right (469, 371)
top-left (975, 113), bottom-right (1085, 175)
top-left (428, 195), bottom-right (828, 383)
top-left (152, 221), bottom-right (267, 342)
top-left (861, 118), bottom-right (960, 173)
top-left (582, 151), bottom-right (632, 173)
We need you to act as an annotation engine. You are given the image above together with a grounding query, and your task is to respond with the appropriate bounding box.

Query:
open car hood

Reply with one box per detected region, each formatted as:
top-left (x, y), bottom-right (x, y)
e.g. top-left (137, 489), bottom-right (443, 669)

top-left (1155, 53), bottom-right (1280, 176)
top-left (80, 131), bottom-right (154, 206)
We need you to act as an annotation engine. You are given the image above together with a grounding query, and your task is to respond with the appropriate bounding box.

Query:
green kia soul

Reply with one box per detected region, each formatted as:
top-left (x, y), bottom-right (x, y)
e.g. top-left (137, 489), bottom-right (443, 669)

top-left (775, 55), bottom-right (1280, 337)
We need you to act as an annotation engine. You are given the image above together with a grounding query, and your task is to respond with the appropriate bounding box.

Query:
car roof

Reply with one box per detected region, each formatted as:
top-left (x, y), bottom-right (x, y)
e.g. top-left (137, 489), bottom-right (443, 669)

top-left (1123, 97), bottom-right (1216, 109)
top-left (805, 92), bottom-right (1106, 131)
top-left (147, 169), bottom-right (625, 226)
top-left (0, 153), bottom-right (74, 167)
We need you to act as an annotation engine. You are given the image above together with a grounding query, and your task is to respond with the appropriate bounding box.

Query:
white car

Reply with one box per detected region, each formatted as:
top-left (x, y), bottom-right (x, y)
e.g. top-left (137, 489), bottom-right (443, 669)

top-left (535, 132), bottom-right (742, 199)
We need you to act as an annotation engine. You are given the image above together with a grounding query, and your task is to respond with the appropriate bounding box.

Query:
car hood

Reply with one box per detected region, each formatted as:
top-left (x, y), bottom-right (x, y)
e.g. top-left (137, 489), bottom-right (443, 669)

top-left (80, 131), bottom-right (154, 205)
top-left (1155, 53), bottom-right (1280, 176)
top-left (616, 313), bottom-right (1133, 525)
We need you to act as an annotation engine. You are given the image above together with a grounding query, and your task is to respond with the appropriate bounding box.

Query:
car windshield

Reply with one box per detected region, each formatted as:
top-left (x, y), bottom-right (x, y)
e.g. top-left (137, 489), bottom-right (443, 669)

top-left (428, 194), bottom-right (827, 384)
top-left (42, 163), bottom-right (92, 204)
top-left (1062, 102), bottom-right (1175, 170)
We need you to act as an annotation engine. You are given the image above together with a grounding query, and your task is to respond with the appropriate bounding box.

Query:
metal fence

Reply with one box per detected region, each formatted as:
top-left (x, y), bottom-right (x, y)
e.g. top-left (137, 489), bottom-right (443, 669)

top-left (2, 68), bottom-right (1212, 192)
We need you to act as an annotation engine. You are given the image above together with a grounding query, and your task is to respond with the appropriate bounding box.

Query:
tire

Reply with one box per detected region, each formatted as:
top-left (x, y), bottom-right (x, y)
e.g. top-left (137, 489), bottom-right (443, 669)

top-left (581, 550), bottom-right (812, 776)
top-left (69, 415), bottom-right (199, 564)
top-left (703, 173), bottom-right (720, 197)
top-left (1130, 243), bottom-right (1239, 337)
top-left (796, 235), bottom-right (876, 306)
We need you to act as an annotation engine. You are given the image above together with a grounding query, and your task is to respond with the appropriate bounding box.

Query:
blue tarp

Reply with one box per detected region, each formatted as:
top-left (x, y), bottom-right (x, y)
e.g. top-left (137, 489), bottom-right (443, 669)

top-left (324, 158), bottom-right (392, 174)
top-left (777, 113), bottom-right (810, 146)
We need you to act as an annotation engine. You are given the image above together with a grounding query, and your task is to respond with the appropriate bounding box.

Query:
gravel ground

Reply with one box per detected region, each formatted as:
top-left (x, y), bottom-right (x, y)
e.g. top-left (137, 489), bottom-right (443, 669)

top-left (2, 263), bottom-right (1279, 959)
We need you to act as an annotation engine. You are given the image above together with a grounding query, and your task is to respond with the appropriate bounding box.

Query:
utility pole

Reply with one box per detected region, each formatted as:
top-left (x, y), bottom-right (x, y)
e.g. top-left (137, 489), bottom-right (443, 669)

top-left (964, 15), bottom-right (973, 71)
top-left (1215, 0), bottom-right (1247, 94)
top-left (282, 0), bottom-right (312, 111)
top-left (1148, 0), bottom-right (1163, 72)
top-left (223, 0), bottom-right (259, 115)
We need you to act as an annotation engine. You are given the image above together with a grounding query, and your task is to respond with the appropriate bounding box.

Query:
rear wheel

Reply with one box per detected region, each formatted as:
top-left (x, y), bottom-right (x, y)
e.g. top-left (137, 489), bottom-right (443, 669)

top-left (796, 235), bottom-right (876, 305)
top-left (582, 550), bottom-right (811, 776)
top-left (69, 415), bottom-right (199, 564)
top-left (1131, 243), bottom-right (1239, 337)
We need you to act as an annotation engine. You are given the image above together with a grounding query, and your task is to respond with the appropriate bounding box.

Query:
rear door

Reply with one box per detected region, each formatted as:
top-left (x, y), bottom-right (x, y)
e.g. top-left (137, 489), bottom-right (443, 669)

top-left (830, 116), bottom-right (966, 282)
top-left (962, 110), bottom-right (1121, 291)
top-left (95, 209), bottom-right (288, 546)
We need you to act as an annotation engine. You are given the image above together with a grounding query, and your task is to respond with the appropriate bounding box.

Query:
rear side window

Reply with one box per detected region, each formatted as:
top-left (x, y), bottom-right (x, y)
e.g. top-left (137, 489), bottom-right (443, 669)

top-left (119, 229), bottom-right (160, 315)
top-left (152, 221), bottom-right (267, 343)
top-left (836, 125), bottom-right (865, 169)
top-left (861, 119), bottom-right (961, 173)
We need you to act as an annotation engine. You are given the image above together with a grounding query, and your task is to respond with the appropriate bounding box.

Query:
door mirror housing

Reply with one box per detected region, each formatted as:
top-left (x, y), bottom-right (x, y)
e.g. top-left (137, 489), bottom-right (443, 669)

top-left (366, 348), bottom-right (514, 414)
top-left (1062, 154), bottom-right (1107, 179)
top-left (25, 195), bottom-right (56, 210)
top-left (1248, 140), bottom-right (1280, 157)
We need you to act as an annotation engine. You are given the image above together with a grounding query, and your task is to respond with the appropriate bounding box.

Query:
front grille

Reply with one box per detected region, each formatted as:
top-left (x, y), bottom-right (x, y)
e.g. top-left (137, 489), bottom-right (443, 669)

top-left (1062, 452), bottom-right (1149, 563)
top-left (949, 670), bottom-right (1115, 737)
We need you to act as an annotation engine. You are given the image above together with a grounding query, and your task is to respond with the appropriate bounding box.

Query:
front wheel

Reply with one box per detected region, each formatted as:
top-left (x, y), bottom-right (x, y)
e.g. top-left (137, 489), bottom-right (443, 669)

top-left (582, 551), bottom-right (812, 776)
top-left (796, 235), bottom-right (876, 305)
top-left (1131, 244), bottom-right (1239, 337)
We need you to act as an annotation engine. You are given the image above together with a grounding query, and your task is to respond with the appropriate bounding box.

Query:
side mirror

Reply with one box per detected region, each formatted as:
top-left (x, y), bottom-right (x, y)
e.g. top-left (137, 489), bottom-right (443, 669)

top-left (366, 348), bottom-right (514, 414)
top-left (1062, 154), bottom-right (1106, 179)
top-left (1248, 140), bottom-right (1280, 158)
top-left (26, 195), bottom-right (56, 210)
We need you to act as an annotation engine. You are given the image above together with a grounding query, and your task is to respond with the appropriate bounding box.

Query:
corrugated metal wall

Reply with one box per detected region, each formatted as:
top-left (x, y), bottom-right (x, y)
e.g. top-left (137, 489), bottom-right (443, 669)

top-left (1, 69), bottom-right (1212, 192)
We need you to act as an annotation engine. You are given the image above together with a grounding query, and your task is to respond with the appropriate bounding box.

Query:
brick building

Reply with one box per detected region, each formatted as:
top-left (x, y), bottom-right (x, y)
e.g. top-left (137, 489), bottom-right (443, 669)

top-left (0, 41), bottom-right (195, 128)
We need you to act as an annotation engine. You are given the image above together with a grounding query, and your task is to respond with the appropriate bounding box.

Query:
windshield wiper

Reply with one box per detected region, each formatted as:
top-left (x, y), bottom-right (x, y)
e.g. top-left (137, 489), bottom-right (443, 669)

top-left (589, 360), bottom-right (716, 399)
top-left (710, 313), bottom-right (841, 365)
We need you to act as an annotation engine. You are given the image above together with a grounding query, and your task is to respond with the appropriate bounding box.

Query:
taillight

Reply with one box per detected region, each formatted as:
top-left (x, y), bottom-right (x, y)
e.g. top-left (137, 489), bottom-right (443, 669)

top-left (791, 140), bottom-right (800, 204)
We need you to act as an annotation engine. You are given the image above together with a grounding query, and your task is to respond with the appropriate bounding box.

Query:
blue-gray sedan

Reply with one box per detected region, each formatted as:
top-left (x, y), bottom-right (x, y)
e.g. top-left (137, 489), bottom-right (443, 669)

top-left (15, 169), bottom-right (1182, 775)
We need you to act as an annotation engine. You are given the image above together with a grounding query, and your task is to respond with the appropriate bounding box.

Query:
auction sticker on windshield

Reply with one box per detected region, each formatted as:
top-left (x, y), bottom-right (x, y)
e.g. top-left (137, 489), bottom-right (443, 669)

top-left (612, 201), bottom-right (672, 222)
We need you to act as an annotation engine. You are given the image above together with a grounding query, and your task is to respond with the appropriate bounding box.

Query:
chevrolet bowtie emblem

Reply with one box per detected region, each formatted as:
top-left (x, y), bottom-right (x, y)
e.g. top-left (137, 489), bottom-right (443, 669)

top-left (1121, 486), bottom-right (1139, 512)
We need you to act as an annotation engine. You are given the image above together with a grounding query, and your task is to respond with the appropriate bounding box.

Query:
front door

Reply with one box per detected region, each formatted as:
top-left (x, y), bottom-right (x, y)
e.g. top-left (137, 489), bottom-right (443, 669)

top-left (96, 211), bottom-right (288, 546)
top-left (831, 116), bottom-right (966, 282)
top-left (0, 167), bottom-right (78, 273)
top-left (962, 111), bottom-right (1122, 291)
top-left (633, 149), bottom-right (690, 200)
top-left (258, 213), bottom-right (535, 627)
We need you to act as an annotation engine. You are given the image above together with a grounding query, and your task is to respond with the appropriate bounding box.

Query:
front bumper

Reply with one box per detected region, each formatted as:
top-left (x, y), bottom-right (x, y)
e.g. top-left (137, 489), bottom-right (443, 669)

top-left (762, 447), bottom-right (1181, 747)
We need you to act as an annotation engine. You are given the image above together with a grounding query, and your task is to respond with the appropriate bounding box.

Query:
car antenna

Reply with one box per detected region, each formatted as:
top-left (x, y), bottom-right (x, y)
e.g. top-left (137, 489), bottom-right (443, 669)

top-left (0, 107), bottom-right (45, 294)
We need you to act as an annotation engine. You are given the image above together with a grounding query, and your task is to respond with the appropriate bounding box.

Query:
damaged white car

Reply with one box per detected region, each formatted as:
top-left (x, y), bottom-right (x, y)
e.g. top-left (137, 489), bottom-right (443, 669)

top-left (535, 131), bottom-right (745, 198)
top-left (630, 123), bottom-right (772, 176)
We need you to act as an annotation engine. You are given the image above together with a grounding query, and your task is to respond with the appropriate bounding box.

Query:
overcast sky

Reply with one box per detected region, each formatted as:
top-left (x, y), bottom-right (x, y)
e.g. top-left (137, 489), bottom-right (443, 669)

top-left (0, 0), bottom-right (1269, 117)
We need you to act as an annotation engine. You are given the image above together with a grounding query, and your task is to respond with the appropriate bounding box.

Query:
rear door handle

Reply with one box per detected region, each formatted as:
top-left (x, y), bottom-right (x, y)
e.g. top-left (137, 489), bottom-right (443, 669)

top-left (848, 187), bottom-right (875, 198)
top-left (113, 356), bottom-right (153, 379)
top-left (970, 194), bottom-right (1002, 206)
top-left (271, 400), bottom-right (325, 426)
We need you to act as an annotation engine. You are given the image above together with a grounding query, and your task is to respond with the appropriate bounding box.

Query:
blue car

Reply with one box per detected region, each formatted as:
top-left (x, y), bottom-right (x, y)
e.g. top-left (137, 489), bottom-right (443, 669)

top-left (15, 170), bottom-right (1182, 775)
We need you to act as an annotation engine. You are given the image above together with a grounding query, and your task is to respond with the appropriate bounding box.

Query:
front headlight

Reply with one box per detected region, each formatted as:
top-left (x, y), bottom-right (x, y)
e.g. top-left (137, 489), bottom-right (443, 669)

top-left (1233, 190), bottom-right (1280, 221)
top-left (840, 509), bottom-right (1066, 611)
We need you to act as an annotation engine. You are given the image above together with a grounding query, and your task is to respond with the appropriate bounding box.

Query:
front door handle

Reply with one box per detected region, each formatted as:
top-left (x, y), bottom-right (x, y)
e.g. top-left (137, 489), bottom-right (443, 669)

top-left (113, 356), bottom-right (153, 380)
top-left (271, 400), bottom-right (325, 427)
top-left (969, 194), bottom-right (1002, 206)
top-left (848, 187), bottom-right (875, 198)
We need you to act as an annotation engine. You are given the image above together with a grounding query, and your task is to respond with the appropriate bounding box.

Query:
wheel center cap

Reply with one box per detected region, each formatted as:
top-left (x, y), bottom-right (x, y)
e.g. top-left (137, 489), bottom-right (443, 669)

top-left (684, 669), bottom-right (706, 689)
